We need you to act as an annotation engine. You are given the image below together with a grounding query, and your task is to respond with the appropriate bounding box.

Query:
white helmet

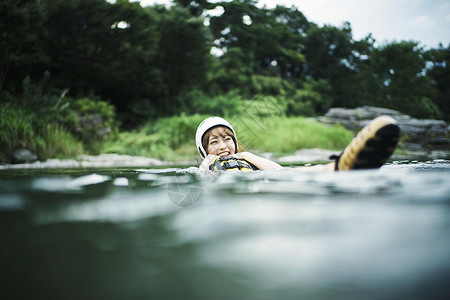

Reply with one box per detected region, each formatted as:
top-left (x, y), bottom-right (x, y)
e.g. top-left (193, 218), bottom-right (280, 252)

top-left (195, 117), bottom-right (237, 158)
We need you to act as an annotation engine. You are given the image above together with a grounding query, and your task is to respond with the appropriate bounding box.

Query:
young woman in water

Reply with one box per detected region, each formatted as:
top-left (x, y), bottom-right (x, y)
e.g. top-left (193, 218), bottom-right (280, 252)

top-left (196, 116), bottom-right (400, 172)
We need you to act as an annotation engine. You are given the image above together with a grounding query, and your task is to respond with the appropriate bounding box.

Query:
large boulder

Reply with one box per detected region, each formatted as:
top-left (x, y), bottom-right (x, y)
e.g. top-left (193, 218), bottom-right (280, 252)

top-left (317, 106), bottom-right (449, 157)
top-left (12, 149), bottom-right (38, 164)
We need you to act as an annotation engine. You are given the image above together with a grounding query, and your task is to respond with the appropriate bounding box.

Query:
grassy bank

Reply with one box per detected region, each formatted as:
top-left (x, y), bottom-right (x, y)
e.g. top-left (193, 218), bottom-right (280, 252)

top-left (232, 116), bottom-right (354, 154)
top-left (0, 103), bottom-right (84, 163)
top-left (102, 114), bottom-right (354, 161)
top-left (1, 102), bottom-right (356, 164)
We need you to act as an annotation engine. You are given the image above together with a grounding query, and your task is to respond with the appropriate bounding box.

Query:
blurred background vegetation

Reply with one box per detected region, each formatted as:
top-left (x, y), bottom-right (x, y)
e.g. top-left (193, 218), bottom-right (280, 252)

top-left (1, 0), bottom-right (449, 163)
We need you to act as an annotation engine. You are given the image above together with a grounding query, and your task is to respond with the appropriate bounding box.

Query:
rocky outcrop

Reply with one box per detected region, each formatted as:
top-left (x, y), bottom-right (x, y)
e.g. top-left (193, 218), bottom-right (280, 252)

top-left (317, 106), bottom-right (449, 158)
top-left (11, 149), bottom-right (38, 164)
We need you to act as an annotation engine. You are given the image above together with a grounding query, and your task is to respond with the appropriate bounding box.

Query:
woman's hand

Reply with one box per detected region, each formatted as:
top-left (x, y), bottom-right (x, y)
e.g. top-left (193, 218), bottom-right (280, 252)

top-left (231, 152), bottom-right (282, 170)
top-left (230, 152), bottom-right (255, 162)
top-left (199, 154), bottom-right (219, 171)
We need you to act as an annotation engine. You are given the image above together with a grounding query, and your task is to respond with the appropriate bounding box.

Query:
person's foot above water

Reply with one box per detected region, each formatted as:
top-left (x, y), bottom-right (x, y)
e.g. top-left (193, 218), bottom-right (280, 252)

top-left (334, 115), bottom-right (400, 170)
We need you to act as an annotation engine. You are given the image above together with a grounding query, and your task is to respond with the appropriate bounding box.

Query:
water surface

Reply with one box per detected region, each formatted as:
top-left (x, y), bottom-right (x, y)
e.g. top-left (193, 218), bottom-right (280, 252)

top-left (1, 160), bottom-right (450, 300)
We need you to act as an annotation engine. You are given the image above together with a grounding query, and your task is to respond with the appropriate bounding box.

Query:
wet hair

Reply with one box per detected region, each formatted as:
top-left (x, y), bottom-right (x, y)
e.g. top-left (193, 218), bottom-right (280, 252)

top-left (202, 126), bottom-right (238, 155)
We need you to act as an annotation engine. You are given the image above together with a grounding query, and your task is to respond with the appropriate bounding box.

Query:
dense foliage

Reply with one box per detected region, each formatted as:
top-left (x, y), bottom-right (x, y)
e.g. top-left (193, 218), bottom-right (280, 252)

top-left (0, 102), bottom-right (84, 163)
top-left (1, 0), bottom-right (448, 122)
top-left (0, 0), bottom-right (448, 162)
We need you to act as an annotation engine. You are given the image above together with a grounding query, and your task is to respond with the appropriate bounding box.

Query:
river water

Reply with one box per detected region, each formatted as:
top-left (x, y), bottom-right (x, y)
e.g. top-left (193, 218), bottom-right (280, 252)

top-left (1, 160), bottom-right (450, 300)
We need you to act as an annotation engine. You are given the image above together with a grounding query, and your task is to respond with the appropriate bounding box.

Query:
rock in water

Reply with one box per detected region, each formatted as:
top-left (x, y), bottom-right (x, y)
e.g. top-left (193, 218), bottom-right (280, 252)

top-left (12, 149), bottom-right (38, 164)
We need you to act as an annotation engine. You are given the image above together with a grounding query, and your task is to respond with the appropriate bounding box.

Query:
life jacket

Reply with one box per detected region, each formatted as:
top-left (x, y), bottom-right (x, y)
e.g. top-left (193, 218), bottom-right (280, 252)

top-left (209, 157), bottom-right (258, 171)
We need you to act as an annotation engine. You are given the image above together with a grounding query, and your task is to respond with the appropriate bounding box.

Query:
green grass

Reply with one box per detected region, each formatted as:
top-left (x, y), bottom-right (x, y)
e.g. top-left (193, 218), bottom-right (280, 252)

top-left (102, 114), bottom-right (355, 161)
top-left (233, 116), bottom-right (354, 155)
top-left (102, 114), bottom-right (208, 161)
top-left (42, 124), bottom-right (84, 159)
top-left (0, 102), bottom-right (83, 163)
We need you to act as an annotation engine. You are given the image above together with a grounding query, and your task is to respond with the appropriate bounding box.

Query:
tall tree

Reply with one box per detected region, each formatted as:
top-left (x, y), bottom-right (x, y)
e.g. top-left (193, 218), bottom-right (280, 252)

top-left (173, 0), bottom-right (212, 17)
top-left (253, 5), bottom-right (309, 78)
top-left (44, 0), bottom-right (162, 125)
top-left (153, 5), bottom-right (212, 114)
top-left (425, 44), bottom-right (450, 121)
top-left (208, 0), bottom-right (309, 92)
top-left (303, 22), bottom-right (372, 108)
top-left (369, 41), bottom-right (439, 119)
top-left (0, 0), bottom-right (48, 93)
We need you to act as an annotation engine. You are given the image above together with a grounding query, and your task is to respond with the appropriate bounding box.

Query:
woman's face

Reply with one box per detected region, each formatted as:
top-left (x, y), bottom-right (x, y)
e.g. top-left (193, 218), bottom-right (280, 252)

top-left (205, 126), bottom-right (236, 157)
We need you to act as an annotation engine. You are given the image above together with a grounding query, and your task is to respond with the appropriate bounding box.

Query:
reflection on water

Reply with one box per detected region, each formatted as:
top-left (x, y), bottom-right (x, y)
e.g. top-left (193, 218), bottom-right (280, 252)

top-left (1, 160), bottom-right (450, 300)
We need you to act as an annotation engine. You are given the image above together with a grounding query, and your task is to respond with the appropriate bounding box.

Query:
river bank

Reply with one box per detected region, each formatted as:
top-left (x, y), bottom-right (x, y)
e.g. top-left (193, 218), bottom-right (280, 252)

top-left (1, 148), bottom-right (448, 170)
top-left (2, 106), bottom-right (448, 170)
